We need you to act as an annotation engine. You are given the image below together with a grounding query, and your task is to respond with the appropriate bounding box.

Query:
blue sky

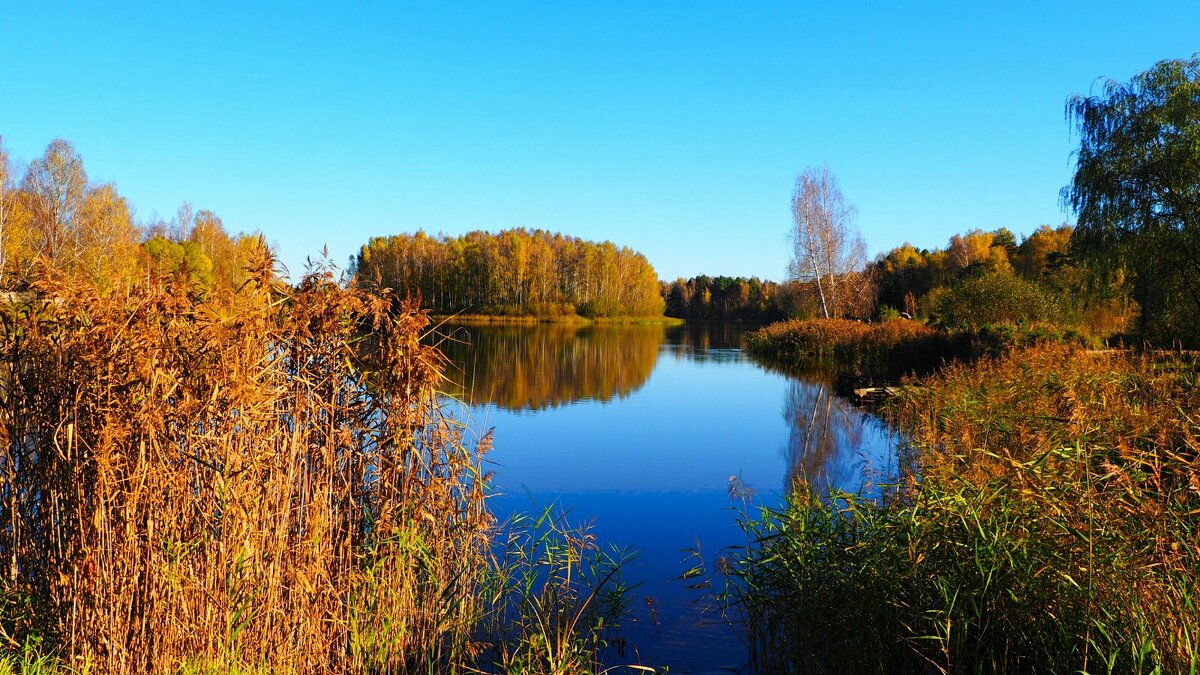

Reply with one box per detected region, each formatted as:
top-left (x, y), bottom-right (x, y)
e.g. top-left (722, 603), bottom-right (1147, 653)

top-left (2, 2), bottom-right (1197, 281)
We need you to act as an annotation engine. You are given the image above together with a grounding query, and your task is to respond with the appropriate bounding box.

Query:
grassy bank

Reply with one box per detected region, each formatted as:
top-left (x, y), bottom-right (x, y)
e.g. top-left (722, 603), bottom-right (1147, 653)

top-left (745, 317), bottom-right (1090, 378)
top-left (726, 345), bottom-right (1200, 673)
top-left (435, 313), bottom-right (684, 326)
top-left (0, 263), bottom-right (636, 674)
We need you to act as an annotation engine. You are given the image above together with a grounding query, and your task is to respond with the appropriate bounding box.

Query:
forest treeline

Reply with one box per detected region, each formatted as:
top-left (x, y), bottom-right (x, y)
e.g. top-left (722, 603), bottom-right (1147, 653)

top-left (0, 137), bottom-right (265, 295)
top-left (664, 223), bottom-right (1125, 334)
top-left (353, 229), bottom-right (665, 318)
top-left (660, 276), bottom-right (786, 322)
top-left (871, 224), bottom-right (1130, 335)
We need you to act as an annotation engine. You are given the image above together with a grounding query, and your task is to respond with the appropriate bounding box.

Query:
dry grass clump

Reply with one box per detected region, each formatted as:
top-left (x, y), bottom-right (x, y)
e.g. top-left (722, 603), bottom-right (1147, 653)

top-left (727, 344), bottom-right (1199, 673)
top-left (0, 255), bottom-right (491, 673)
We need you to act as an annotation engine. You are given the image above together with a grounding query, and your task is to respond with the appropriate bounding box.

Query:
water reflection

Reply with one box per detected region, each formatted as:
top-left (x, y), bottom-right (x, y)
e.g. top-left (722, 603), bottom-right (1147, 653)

top-left (439, 322), bottom-right (899, 671)
top-left (436, 324), bottom-right (663, 411)
top-left (781, 376), bottom-right (896, 496)
top-left (661, 321), bottom-right (757, 362)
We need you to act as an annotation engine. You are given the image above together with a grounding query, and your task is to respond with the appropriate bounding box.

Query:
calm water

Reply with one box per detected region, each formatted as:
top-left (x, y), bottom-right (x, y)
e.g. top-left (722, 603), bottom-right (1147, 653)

top-left (439, 322), bottom-right (898, 673)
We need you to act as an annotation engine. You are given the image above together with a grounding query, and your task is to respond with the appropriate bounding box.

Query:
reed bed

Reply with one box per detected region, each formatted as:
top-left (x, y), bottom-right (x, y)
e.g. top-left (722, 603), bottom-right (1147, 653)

top-left (745, 318), bottom-right (960, 377)
top-left (726, 345), bottom-right (1200, 673)
top-left (0, 257), bottom-right (493, 673)
top-left (746, 317), bottom-right (1090, 378)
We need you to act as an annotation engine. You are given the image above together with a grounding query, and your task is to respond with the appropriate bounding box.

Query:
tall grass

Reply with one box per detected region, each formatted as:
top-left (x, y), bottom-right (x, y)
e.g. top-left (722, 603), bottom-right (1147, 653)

top-left (745, 318), bottom-right (960, 377)
top-left (746, 317), bottom-right (1091, 377)
top-left (480, 505), bottom-right (637, 674)
top-left (0, 256), bottom-right (492, 673)
top-left (725, 345), bottom-right (1200, 673)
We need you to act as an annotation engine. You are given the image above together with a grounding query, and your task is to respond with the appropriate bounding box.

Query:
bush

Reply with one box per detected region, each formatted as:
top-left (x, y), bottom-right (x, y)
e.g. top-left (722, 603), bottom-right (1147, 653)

top-left (925, 272), bottom-right (1064, 330)
top-left (878, 305), bottom-right (902, 321)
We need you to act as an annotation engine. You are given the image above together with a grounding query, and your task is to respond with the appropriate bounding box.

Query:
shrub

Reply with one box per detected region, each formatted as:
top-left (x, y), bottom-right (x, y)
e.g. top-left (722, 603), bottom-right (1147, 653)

top-left (925, 272), bottom-right (1063, 330)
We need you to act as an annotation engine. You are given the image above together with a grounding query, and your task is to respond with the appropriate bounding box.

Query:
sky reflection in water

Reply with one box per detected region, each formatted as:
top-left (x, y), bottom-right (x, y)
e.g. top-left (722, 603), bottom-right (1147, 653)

top-left (439, 322), bottom-right (898, 673)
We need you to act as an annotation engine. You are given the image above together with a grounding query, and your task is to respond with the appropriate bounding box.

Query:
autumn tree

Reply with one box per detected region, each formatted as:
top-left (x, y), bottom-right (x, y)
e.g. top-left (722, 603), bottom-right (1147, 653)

top-left (172, 201), bottom-right (195, 241)
top-left (76, 184), bottom-right (139, 291)
top-left (0, 137), bottom-right (273, 295)
top-left (190, 210), bottom-right (238, 289)
top-left (946, 229), bottom-right (1013, 275)
top-left (1063, 56), bottom-right (1200, 342)
top-left (788, 165), bottom-right (872, 318)
top-left (142, 237), bottom-right (215, 288)
top-left (1014, 224), bottom-right (1074, 282)
top-left (22, 139), bottom-right (89, 266)
top-left (0, 139), bottom-right (141, 291)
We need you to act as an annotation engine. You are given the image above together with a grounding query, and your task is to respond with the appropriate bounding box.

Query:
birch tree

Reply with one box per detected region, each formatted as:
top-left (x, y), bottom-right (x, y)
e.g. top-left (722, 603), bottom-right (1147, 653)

top-left (788, 165), bottom-right (871, 318)
top-left (22, 139), bottom-right (88, 265)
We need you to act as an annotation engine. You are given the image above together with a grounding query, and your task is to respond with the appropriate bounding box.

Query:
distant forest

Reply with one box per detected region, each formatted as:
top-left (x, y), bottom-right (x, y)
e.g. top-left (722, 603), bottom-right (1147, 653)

top-left (350, 224), bottom-right (1118, 331)
top-left (660, 276), bottom-right (787, 322)
top-left (663, 224), bottom-right (1130, 335)
top-left (353, 229), bottom-right (665, 318)
top-left (0, 137), bottom-right (1132, 337)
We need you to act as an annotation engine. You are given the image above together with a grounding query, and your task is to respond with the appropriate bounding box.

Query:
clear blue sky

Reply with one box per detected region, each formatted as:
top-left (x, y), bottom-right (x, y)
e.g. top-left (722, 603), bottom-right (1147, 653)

top-left (2, 2), bottom-right (1197, 281)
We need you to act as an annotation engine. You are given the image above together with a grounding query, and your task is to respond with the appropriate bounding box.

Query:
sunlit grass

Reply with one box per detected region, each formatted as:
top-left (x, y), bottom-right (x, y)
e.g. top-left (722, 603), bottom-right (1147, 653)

top-left (724, 345), bottom-right (1200, 673)
top-left (746, 316), bottom-right (1092, 377)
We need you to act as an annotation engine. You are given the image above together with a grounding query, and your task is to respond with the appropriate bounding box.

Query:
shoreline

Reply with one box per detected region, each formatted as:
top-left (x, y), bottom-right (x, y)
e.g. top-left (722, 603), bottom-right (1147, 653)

top-left (433, 313), bottom-right (685, 326)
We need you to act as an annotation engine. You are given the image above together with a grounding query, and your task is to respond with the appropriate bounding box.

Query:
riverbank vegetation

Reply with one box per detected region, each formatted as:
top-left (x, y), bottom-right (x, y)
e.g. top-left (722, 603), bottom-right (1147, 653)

top-left (747, 317), bottom-right (1090, 378)
top-left (746, 317), bottom-right (957, 377)
top-left (727, 345), bottom-right (1200, 673)
top-left (353, 229), bottom-right (665, 319)
top-left (750, 220), bottom-right (1122, 366)
top-left (0, 135), bottom-right (642, 672)
top-left (1, 259), bottom-right (492, 672)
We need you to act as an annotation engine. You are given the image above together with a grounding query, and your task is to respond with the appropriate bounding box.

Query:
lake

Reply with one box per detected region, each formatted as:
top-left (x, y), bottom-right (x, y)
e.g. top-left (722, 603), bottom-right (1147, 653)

top-left (437, 322), bottom-right (899, 673)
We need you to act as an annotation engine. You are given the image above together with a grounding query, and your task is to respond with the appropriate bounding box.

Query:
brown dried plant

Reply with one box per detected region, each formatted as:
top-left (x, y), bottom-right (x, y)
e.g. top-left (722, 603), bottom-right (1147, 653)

top-left (0, 252), bottom-right (492, 673)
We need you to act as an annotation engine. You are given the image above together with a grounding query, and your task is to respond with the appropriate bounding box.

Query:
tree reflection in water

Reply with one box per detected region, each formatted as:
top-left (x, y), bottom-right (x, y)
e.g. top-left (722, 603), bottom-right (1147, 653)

top-left (436, 324), bottom-right (664, 411)
top-left (782, 376), bottom-right (892, 496)
top-left (661, 321), bottom-right (757, 363)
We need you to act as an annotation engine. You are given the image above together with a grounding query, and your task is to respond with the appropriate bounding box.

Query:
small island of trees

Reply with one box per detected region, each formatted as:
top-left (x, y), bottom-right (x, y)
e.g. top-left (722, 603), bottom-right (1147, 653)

top-left (353, 229), bottom-right (665, 319)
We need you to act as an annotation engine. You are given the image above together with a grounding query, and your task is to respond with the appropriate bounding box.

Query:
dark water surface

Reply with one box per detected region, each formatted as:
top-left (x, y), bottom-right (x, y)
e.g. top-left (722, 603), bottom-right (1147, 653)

top-left (439, 322), bottom-right (898, 673)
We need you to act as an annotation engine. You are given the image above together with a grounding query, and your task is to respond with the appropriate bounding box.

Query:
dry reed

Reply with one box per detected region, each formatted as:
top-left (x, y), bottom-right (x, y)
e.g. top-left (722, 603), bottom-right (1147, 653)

top-left (0, 254), bottom-right (491, 673)
top-left (726, 344), bottom-right (1200, 673)
top-left (746, 317), bottom-right (1091, 378)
